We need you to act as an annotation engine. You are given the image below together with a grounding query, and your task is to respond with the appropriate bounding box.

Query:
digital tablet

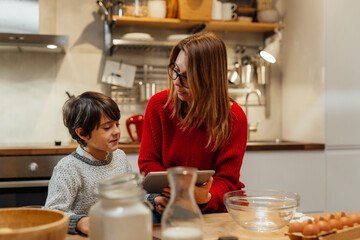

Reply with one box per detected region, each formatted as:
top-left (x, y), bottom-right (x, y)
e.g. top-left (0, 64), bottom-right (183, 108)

top-left (142, 170), bottom-right (215, 194)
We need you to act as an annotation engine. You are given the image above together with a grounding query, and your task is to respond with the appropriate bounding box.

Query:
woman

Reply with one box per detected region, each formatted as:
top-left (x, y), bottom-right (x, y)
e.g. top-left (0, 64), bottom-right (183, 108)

top-left (138, 32), bottom-right (247, 217)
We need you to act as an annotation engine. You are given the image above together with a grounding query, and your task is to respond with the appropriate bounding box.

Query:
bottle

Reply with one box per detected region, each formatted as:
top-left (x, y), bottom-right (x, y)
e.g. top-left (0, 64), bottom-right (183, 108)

top-left (89, 173), bottom-right (152, 240)
top-left (161, 167), bottom-right (204, 240)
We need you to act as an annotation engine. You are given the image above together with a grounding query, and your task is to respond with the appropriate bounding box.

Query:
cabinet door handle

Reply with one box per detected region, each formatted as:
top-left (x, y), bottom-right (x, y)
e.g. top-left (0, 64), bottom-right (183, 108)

top-left (0, 180), bottom-right (49, 188)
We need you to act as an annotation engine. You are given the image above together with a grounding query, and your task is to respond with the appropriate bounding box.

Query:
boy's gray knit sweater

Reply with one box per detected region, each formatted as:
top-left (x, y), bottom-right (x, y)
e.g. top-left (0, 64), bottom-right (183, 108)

top-left (45, 146), bottom-right (131, 234)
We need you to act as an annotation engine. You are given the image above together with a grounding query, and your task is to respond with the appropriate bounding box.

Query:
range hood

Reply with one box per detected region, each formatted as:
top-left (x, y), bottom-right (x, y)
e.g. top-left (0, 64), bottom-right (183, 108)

top-left (0, 32), bottom-right (69, 53)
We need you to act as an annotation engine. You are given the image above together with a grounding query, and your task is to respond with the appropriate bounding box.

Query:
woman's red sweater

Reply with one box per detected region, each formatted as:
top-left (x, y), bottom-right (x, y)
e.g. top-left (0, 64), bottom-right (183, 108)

top-left (138, 90), bottom-right (248, 212)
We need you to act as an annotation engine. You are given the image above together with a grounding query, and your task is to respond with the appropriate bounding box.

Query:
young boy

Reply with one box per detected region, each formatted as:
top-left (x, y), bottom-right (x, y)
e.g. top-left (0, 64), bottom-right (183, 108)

top-left (45, 91), bottom-right (131, 235)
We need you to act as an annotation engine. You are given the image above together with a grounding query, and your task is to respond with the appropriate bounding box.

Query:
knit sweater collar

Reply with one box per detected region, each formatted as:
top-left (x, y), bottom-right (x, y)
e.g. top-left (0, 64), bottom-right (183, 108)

top-left (72, 145), bottom-right (113, 166)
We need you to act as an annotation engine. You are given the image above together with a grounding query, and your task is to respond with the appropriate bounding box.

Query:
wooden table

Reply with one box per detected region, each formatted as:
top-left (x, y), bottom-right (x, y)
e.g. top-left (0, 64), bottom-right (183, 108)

top-left (65, 211), bottom-right (360, 240)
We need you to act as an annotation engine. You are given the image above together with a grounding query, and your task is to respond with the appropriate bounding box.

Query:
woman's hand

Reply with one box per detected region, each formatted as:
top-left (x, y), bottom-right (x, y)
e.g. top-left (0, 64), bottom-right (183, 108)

top-left (160, 177), bottom-right (213, 205)
top-left (194, 177), bottom-right (213, 204)
top-left (154, 196), bottom-right (169, 214)
top-left (76, 216), bottom-right (89, 235)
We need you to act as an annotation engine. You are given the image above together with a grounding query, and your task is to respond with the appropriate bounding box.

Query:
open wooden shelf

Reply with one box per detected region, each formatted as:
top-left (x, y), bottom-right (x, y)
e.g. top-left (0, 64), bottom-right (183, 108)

top-left (112, 16), bottom-right (285, 33)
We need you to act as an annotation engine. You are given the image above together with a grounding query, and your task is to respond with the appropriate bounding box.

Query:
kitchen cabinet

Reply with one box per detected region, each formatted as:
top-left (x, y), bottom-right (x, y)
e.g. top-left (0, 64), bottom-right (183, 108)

top-left (322, 0), bottom-right (360, 212)
top-left (240, 151), bottom-right (326, 213)
top-left (324, 0), bottom-right (360, 147)
top-left (326, 149), bottom-right (360, 212)
top-left (127, 150), bottom-right (327, 213)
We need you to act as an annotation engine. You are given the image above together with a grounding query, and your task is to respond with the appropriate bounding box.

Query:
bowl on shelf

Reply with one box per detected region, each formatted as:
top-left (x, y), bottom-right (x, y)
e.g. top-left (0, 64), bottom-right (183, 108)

top-left (224, 189), bottom-right (299, 232)
top-left (257, 9), bottom-right (279, 23)
top-left (0, 208), bottom-right (68, 240)
top-left (238, 16), bottom-right (253, 22)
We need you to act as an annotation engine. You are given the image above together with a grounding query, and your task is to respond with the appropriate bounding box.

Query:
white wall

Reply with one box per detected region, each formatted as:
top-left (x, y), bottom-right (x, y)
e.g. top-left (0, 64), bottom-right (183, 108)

top-left (280, 0), bottom-right (325, 143)
top-left (0, 0), bottom-right (105, 145)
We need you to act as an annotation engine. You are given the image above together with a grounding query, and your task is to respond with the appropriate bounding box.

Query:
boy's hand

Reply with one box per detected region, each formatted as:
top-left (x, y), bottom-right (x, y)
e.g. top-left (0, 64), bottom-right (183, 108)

top-left (76, 216), bottom-right (89, 235)
top-left (154, 196), bottom-right (169, 214)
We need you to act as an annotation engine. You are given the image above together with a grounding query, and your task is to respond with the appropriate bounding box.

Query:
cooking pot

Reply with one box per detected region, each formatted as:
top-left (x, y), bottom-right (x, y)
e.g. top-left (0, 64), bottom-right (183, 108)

top-left (126, 114), bottom-right (144, 142)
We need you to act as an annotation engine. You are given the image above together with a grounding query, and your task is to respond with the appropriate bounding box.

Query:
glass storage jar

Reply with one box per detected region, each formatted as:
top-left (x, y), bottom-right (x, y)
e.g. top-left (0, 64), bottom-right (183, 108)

top-left (147, 0), bottom-right (166, 18)
top-left (89, 173), bottom-right (152, 240)
top-left (161, 167), bottom-right (204, 240)
top-left (123, 0), bottom-right (148, 17)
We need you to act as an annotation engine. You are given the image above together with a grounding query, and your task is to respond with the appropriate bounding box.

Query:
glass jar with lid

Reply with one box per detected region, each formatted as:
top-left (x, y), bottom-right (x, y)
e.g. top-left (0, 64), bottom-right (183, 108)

top-left (123, 0), bottom-right (148, 17)
top-left (89, 173), bottom-right (152, 240)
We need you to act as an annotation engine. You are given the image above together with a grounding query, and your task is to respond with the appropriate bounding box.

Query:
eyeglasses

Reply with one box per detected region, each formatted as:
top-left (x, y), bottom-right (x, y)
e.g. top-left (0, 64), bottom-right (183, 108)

top-left (168, 63), bottom-right (189, 88)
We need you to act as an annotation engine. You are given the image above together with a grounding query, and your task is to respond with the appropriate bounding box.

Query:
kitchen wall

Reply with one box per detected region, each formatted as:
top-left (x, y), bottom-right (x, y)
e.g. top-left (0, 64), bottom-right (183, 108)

top-left (0, 0), bottom-right (283, 146)
top-left (0, 0), bottom-right (107, 145)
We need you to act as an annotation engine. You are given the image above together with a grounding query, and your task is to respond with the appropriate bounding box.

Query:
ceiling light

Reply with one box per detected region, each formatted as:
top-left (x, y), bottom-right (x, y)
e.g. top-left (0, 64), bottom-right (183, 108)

top-left (46, 44), bottom-right (58, 49)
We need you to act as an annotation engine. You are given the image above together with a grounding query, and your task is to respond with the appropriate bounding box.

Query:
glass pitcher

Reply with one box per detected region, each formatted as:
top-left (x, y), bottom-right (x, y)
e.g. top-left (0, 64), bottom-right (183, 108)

top-left (161, 167), bottom-right (204, 240)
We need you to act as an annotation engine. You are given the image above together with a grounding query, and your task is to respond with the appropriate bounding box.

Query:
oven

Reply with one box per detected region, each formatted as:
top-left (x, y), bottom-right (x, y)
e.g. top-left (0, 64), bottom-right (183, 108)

top-left (0, 155), bottom-right (64, 208)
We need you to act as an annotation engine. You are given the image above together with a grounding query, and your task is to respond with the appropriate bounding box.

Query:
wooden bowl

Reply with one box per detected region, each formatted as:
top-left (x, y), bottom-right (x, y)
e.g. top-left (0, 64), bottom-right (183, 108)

top-left (0, 208), bottom-right (68, 240)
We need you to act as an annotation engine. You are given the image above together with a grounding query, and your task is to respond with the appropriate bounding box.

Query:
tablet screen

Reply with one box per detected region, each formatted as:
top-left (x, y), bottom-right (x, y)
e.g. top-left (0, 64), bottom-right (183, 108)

top-left (142, 170), bottom-right (215, 194)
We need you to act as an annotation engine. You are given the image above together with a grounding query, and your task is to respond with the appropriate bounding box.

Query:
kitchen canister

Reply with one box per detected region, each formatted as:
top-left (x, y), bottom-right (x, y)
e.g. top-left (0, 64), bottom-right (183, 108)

top-left (148, 0), bottom-right (167, 18)
top-left (240, 55), bottom-right (254, 85)
top-left (89, 173), bottom-right (152, 240)
top-left (254, 57), bottom-right (270, 85)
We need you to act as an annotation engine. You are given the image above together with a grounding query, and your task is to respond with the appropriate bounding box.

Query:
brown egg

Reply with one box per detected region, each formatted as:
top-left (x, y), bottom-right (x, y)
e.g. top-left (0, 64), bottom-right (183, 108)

top-left (317, 220), bottom-right (331, 232)
top-left (323, 214), bottom-right (332, 222)
top-left (302, 223), bottom-right (320, 236)
top-left (314, 216), bottom-right (325, 223)
top-left (289, 221), bottom-right (304, 233)
top-left (328, 218), bottom-right (343, 230)
top-left (340, 216), bottom-right (354, 227)
top-left (334, 212), bottom-right (346, 220)
top-left (349, 214), bottom-right (360, 225)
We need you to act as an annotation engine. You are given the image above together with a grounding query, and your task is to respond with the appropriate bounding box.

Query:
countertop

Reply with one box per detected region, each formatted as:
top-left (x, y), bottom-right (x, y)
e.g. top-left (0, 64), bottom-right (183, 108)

top-left (65, 211), bottom-right (360, 240)
top-left (0, 141), bottom-right (325, 156)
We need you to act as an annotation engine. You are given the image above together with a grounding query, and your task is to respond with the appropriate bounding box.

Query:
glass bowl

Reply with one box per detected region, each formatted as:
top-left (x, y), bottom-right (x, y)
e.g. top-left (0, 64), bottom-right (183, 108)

top-left (224, 189), bottom-right (300, 232)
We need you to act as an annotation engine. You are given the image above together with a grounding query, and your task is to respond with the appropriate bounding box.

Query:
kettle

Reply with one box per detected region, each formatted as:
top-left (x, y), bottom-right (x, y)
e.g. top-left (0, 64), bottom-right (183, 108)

top-left (126, 114), bottom-right (144, 142)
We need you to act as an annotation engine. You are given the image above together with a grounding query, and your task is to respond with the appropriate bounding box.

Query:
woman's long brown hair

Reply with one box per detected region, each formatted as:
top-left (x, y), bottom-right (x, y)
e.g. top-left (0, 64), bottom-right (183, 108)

top-left (165, 32), bottom-right (231, 151)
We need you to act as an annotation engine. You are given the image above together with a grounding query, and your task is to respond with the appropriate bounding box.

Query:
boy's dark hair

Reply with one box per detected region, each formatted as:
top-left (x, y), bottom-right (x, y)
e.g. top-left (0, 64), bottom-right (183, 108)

top-left (63, 91), bottom-right (120, 146)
